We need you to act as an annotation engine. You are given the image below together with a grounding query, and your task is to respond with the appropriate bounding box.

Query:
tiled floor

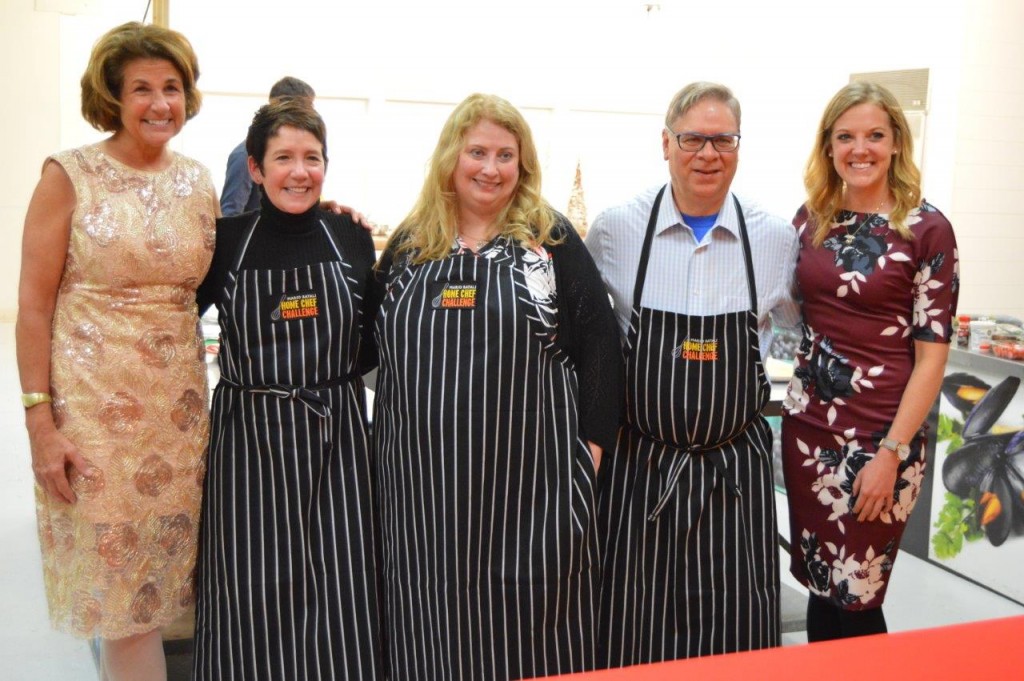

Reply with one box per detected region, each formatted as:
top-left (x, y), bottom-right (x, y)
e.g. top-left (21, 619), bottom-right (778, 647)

top-left (3, 321), bottom-right (1022, 679)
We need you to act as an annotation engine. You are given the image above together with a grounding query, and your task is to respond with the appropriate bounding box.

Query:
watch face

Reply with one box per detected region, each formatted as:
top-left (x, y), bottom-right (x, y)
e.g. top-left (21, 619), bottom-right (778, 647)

top-left (880, 437), bottom-right (910, 460)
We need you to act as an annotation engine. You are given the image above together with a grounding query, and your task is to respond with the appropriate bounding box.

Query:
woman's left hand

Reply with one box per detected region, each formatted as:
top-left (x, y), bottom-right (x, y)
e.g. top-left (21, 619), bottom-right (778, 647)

top-left (851, 451), bottom-right (899, 522)
top-left (320, 199), bottom-right (370, 229)
top-left (850, 341), bottom-right (949, 523)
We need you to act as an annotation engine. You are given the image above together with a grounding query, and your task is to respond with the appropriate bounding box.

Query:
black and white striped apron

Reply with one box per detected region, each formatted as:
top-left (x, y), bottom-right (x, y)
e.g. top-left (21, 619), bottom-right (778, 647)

top-left (598, 187), bottom-right (780, 667)
top-left (193, 216), bottom-right (382, 681)
top-left (374, 238), bottom-right (599, 680)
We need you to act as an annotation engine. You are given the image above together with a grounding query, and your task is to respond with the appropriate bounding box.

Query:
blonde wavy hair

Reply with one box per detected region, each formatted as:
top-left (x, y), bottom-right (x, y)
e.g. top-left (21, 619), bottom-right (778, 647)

top-left (390, 93), bottom-right (557, 263)
top-left (804, 81), bottom-right (921, 246)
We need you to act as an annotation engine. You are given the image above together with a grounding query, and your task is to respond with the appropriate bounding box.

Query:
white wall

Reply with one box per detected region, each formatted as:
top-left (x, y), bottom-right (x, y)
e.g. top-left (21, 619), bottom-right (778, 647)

top-left (950, 0), bottom-right (1024, 322)
top-left (3, 0), bottom-right (1020, 323)
top-left (1, 1), bottom-right (62, 323)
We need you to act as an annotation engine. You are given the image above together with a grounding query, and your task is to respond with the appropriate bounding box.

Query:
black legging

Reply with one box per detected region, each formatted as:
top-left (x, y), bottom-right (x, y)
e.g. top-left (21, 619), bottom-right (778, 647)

top-left (806, 594), bottom-right (887, 642)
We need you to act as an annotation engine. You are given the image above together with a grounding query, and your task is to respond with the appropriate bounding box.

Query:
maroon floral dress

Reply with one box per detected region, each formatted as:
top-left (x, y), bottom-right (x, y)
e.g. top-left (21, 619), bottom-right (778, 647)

top-left (781, 201), bottom-right (959, 610)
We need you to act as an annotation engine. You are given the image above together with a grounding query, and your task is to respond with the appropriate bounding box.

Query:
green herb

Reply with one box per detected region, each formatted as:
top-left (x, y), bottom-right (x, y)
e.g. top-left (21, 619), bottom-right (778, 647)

top-left (937, 414), bottom-right (964, 453)
top-left (931, 492), bottom-right (983, 559)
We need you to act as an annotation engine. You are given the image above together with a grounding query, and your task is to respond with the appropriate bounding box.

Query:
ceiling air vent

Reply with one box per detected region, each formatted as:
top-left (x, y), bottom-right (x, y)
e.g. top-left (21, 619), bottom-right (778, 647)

top-left (849, 69), bottom-right (930, 111)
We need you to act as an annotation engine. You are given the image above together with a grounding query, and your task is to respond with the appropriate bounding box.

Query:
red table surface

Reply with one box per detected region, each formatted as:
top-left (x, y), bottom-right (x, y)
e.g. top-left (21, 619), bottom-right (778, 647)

top-left (532, 615), bottom-right (1024, 680)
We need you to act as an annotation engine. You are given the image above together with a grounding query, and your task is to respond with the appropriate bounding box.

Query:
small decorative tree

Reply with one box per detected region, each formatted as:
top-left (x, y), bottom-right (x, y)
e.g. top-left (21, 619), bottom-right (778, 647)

top-left (566, 160), bottom-right (588, 237)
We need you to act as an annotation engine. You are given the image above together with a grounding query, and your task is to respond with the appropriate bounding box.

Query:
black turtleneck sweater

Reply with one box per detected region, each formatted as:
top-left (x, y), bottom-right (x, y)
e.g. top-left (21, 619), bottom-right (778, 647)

top-left (197, 194), bottom-right (381, 371)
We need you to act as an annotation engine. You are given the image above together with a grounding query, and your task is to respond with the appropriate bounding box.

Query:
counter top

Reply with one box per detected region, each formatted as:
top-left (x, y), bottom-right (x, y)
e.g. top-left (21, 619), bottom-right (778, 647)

top-left (533, 615), bottom-right (1024, 680)
top-left (949, 346), bottom-right (1024, 377)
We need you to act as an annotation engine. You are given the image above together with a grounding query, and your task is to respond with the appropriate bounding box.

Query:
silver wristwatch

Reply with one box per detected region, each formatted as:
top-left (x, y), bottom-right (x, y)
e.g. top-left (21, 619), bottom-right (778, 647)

top-left (879, 437), bottom-right (911, 461)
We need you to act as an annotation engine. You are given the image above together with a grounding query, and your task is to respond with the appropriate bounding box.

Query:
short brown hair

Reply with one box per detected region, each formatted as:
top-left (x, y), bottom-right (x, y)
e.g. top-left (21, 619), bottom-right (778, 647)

top-left (246, 99), bottom-right (328, 172)
top-left (269, 77), bottom-right (315, 101)
top-left (80, 21), bottom-right (201, 132)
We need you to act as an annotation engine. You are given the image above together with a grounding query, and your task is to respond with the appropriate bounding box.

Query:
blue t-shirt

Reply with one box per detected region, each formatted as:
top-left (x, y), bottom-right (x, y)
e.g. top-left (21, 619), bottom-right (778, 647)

top-left (682, 212), bottom-right (719, 243)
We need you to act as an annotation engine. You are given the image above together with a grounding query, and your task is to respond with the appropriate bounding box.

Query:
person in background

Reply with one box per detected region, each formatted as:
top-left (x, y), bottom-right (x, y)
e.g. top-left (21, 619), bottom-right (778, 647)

top-left (781, 81), bottom-right (958, 641)
top-left (191, 99), bottom-right (383, 679)
top-left (373, 92), bottom-right (623, 680)
top-left (586, 81), bottom-right (799, 666)
top-left (16, 21), bottom-right (216, 681)
top-left (219, 76), bottom-right (315, 217)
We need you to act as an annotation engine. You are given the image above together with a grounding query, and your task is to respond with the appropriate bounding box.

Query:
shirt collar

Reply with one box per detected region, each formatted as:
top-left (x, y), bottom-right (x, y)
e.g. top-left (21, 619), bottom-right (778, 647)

top-left (655, 183), bottom-right (740, 238)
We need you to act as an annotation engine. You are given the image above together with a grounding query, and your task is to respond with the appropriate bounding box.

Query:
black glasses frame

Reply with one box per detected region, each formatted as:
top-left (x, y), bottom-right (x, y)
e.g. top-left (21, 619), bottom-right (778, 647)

top-left (666, 128), bottom-right (741, 153)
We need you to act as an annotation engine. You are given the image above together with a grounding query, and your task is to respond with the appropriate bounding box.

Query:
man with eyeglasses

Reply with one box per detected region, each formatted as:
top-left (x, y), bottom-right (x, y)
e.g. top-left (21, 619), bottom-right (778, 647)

top-left (586, 81), bottom-right (799, 667)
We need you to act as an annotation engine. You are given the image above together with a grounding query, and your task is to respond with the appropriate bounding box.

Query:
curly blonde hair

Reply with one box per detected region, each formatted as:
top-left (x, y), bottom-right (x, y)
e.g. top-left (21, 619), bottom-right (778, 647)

top-left (390, 93), bottom-right (557, 263)
top-left (804, 81), bottom-right (921, 246)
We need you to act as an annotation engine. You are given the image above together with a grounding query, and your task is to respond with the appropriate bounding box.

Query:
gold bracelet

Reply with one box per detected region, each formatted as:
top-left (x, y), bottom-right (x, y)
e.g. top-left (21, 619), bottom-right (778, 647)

top-left (21, 392), bottom-right (53, 409)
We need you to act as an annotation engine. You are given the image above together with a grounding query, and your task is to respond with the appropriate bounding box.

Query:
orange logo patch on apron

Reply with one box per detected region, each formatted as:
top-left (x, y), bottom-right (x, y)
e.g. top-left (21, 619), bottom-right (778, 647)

top-left (271, 291), bottom-right (320, 321)
top-left (672, 338), bottom-right (719, 361)
top-left (431, 282), bottom-right (479, 310)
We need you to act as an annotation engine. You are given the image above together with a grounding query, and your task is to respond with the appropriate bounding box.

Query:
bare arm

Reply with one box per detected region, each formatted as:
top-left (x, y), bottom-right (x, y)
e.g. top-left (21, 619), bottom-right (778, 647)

top-left (852, 340), bottom-right (949, 521)
top-left (16, 161), bottom-right (94, 504)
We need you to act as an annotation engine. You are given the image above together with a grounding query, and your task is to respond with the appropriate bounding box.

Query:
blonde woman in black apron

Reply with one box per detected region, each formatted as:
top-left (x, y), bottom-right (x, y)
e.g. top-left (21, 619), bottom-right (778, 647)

top-left (586, 82), bottom-right (800, 667)
top-left (192, 100), bottom-right (383, 680)
top-left (373, 93), bottom-right (623, 680)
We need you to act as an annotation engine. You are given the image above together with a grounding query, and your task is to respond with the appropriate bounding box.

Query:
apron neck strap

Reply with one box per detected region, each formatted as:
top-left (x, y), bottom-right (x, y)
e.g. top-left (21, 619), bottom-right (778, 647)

top-left (228, 214), bottom-right (344, 278)
top-left (318, 218), bottom-right (345, 261)
top-left (733, 195), bottom-right (758, 315)
top-left (230, 213), bottom-right (262, 275)
top-left (631, 185), bottom-right (667, 311)
top-left (631, 187), bottom-right (759, 315)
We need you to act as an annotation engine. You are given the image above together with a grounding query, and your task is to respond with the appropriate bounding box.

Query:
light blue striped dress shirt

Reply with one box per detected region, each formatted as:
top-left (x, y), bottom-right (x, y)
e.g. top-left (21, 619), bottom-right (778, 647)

top-left (585, 183), bottom-right (801, 361)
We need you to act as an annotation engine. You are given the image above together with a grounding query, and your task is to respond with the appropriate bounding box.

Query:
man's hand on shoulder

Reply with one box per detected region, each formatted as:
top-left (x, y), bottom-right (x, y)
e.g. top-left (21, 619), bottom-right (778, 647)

top-left (320, 200), bottom-right (370, 230)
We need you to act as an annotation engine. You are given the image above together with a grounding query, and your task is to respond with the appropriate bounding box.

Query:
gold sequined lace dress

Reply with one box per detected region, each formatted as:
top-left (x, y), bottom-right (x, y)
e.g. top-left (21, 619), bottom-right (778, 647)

top-left (37, 144), bottom-right (216, 639)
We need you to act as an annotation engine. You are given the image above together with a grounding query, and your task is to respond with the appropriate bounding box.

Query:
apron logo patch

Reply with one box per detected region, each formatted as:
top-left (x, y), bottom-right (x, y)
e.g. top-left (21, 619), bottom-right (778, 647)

top-left (270, 291), bottom-right (320, 321)
top-left (431, 282), bottom-right (478, 310)
top-left (672, 338), bottom-right (719, 361)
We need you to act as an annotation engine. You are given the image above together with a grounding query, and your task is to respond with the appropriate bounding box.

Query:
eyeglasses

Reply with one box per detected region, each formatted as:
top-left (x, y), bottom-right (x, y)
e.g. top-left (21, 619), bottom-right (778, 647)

top-left (666, 128), bottom-right (741, 153)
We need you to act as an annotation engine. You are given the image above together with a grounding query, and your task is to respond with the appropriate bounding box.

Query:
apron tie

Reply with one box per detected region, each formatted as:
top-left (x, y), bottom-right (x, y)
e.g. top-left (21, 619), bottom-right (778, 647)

top-left (251, 385), bottom-right (331, 418)
top-left (220, 373), bottom-right (359, 442)
top-left (647, 452), bottom-right (691, 521)
top-left (635, 426), bottom-right (747, 521)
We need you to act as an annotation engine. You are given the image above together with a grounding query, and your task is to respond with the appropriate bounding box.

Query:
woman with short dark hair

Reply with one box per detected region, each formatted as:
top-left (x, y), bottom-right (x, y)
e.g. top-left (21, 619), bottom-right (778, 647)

top-left (191, 98), bottom-right (383, 680)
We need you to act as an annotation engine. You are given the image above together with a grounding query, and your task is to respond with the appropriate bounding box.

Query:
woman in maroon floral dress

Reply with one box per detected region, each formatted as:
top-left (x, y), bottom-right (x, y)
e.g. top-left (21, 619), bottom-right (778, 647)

top-left (782, 82), bottom-right (959, 641)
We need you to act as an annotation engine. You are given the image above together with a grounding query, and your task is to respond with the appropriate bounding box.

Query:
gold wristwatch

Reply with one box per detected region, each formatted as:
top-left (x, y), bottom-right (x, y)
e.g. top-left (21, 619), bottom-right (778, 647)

top-left (879, 437), bottom-right (910, 461)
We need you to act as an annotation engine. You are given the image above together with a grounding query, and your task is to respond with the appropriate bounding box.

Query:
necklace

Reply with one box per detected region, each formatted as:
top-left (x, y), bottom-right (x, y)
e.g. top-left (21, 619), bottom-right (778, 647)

top-left (843, 199), bottom-right (887, 245)
top-left (458, 230), bottom-right (497, 250)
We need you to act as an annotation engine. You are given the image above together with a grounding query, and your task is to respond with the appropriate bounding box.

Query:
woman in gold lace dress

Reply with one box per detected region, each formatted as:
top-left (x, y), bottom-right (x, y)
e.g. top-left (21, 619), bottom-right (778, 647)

top-left (15, 22), bottom-right (216, 681)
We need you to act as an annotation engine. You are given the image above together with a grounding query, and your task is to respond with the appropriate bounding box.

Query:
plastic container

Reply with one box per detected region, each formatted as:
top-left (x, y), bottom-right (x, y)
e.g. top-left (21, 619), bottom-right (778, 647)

top-left (956, 315), bottom-right (971, 348)
top-left (992, 341), bottom-right (1024, 360)
top-left (970, 320), bottom-right (996, 352)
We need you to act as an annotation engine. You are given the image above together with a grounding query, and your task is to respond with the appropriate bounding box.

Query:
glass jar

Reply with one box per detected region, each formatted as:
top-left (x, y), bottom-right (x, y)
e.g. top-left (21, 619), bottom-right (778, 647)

top-left (956, 315), bottom-right (971, 349)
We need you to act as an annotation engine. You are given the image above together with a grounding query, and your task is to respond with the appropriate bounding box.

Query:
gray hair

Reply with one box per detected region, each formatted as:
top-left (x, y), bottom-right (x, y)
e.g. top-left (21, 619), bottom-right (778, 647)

top-left (664, 81), bottom-right (741, 129)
